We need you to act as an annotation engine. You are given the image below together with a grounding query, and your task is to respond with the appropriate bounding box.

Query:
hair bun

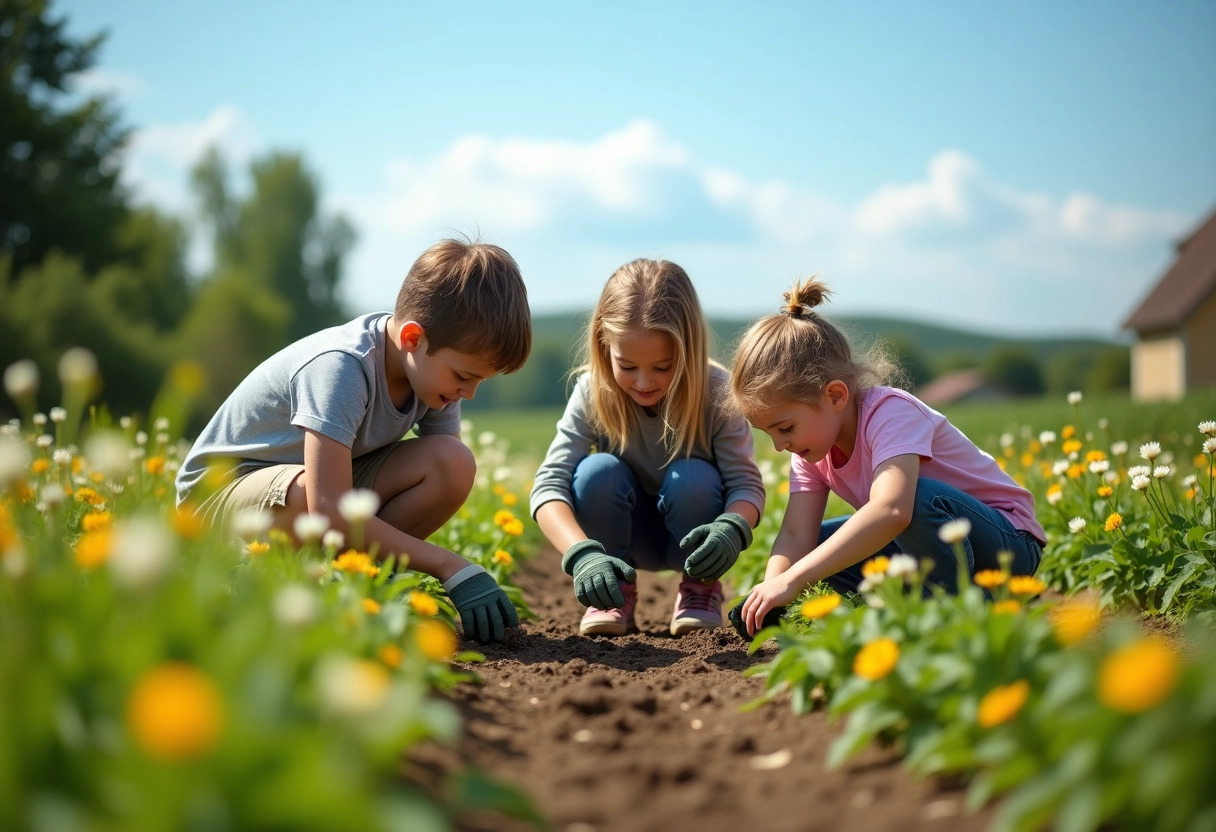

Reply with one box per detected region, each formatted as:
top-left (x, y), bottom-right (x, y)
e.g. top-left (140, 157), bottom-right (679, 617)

top-left (781, 277), bottom-right (831, 317)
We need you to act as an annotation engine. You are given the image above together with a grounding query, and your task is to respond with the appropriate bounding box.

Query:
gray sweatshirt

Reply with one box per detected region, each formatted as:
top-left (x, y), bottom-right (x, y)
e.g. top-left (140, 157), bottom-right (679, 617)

top-left (530, 365), bottom-right (765, 519)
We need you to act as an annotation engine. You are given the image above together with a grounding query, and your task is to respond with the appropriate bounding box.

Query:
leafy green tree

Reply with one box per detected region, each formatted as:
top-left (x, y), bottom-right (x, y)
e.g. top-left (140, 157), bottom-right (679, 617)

top-left (985, 347), bottom-right (1045, 396)
top-left (1087, 346), bottom-right (1131, 393)
top-left (883, 336), bottom-right (934, 390)
top-left (1, 0), bottom-right (132, 277)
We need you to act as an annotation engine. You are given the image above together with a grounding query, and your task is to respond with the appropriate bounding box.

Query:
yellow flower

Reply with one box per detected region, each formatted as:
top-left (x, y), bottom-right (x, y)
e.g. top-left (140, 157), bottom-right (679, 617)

top-left (145, 456), bottom-right (166, 476)
top-left (1085, 450), bottom-right (1107, 463)
top-left (1020, 452), bottom-right (1034, 468)
top-left (409, 591), bottom-right (439, 616)
top-left (992, 600), bottom-right (1021, 614)
top-left (1062, 425), bottom-right (1076, 440)
top-left (501, 518), bottom-right (524, 536)
top-left (126, 663), bottom-right (223, 760)
top-left (1062, 439), bottom-right (1083, 456)
top-left (414, 619), bottom-right (458, 662)
top-left (31, 458), bottom-right (50, 474)
top-left (501, 492), bottom-right (518, 506)
top-left (1097, 485), bottom-right (1113, 498)
top-left (74, 487), bottom-right (104, 507)
top-left (1098, 636), bottom-right (1180, 714)
top-left (171, 506), bottom-right (206, 539)
top-left (1007, 576), bottom-right (1047, 596)
top-left (800, 594), bottom-right (842, 619)
top-left (1048, 598), bottom-right (1101, 646)
top-left (1046, 483), bottom-right (1062, 501)
top-left (1104, 512), bottom-right (1123, 532)
top-left (492, 484), bottom-right (505, 495)
top-left (492, 549), bottom-right (514, 566)
top-left (974, 570), bottom-right (1007, 589)
top-left (74, 530), bottom-right (111, 568)
top-left (82, 511), bottom-right (112, 532)
top-left (378, 644), bottom-right (403, 668)
top-left (493, 509), bottom-right (516, 528)
top-left (861, 556), bottom-right (890, 578)
top-left (247, 540), bottom-right (270, 556)
top-left (977, 679), bottom-right (1030, 728)
top-left (362, 598), bottom-right (382, 615)
top-left (332, 550), bottom-right (380, 577)
top-left (853, 637), bottom-right (900, 681)
top-left (778, 481), bottom-right (790, 495)
top-left (1067, 464), bottom-right (1085, 480)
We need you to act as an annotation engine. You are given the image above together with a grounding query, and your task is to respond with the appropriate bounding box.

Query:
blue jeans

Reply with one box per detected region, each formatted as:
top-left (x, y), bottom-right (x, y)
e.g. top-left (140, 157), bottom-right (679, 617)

top-left (818, 478), bottom-right (1042, 595)
top-left (571, 454), bottom-right (723, 572)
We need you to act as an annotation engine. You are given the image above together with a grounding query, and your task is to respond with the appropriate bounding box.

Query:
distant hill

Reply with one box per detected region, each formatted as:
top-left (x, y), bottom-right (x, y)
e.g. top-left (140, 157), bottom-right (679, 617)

top-left (463, 310), bottom-right (1125, 411)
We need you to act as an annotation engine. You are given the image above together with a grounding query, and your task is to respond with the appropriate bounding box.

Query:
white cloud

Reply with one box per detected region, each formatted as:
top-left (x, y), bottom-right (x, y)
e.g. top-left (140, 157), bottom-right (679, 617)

top-left (71, 68), bottom-right (147, 98)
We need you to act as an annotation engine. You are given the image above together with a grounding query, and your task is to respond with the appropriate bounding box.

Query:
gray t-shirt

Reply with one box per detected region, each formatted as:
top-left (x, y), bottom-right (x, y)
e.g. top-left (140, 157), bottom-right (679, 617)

top-left (529, 365), bottom-right (765, 518)
top-left (176, 313), bottom-right (461, 505)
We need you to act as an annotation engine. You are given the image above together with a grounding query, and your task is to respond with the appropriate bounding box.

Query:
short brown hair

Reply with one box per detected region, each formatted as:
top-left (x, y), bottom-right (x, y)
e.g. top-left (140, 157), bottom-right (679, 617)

top-left (395, 237), bottom-right (531, 373)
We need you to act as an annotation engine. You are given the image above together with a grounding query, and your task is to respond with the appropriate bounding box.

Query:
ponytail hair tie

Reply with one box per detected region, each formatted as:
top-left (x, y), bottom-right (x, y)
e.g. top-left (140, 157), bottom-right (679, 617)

top-left (781, 301), bottom-right (814, 318)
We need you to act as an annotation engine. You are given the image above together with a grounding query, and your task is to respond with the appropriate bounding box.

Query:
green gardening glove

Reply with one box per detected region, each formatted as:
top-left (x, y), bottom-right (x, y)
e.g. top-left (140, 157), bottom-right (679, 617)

top-left (561, 540), bottom-right (637, 610)
top-left (444, 566), bottom-right (519, 644)
top-left (680, 512), bottom-right (753, 581)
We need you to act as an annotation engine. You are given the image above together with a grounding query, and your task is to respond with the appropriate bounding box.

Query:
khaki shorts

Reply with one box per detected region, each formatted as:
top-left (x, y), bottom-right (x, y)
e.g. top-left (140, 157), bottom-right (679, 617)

top-left (196, 443), bottom-right (400, 529)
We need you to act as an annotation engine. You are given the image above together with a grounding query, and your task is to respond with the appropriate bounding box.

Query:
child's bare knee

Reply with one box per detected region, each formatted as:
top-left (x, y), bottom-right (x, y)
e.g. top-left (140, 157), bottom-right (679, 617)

top-left (429, 434), bottom-right (476, 494)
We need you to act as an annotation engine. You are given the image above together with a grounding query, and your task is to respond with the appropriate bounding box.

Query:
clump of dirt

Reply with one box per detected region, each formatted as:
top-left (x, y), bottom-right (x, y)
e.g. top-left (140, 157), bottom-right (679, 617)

top-left (416, 546), bottom-right (994, 832)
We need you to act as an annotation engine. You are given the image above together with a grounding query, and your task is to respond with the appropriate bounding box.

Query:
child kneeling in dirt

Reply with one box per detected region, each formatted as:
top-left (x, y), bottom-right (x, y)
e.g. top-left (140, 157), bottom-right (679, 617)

top-left (530, 258), bottom-right (765, 637)
top-left (727, 277), bottom-right (1045, 640)
top-left (176, 237), bottom-right (531, 644)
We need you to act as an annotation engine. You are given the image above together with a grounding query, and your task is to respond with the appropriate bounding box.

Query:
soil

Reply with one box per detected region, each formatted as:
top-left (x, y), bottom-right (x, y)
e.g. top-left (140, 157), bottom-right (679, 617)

top-left (414, 545), bottom-right (996, 832)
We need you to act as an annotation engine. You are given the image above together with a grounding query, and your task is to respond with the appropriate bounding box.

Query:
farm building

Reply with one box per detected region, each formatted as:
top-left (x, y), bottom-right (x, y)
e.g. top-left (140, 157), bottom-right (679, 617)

top-left (1123, 208), bottom-right (1216, 401)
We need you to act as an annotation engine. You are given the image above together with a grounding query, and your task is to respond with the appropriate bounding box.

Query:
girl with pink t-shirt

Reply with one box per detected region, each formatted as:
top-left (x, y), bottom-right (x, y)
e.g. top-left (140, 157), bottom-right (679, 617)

top-left (728, 278), bottom-right (1045, 638)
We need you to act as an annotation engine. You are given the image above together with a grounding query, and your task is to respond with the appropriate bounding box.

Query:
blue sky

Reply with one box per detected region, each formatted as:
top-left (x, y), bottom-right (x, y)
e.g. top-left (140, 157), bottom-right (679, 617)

top-left (61, 0), bottom-right (1216, 337)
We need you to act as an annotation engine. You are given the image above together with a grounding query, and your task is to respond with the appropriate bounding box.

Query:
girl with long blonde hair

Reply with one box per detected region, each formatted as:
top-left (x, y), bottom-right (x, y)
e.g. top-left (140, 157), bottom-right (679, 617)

top-left (530, 259), bottom-right (765, 636)
top-left (729, 277), bottom-right (1045, 639)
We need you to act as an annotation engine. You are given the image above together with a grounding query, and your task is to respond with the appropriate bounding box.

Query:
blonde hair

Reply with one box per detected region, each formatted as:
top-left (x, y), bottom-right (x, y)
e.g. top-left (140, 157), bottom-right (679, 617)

top-left (580, 259), bottom-right (710, 463)
top-left (731, 277), bottom-right (897, 418)
top-left (395, 237), bottom-right (531, 373)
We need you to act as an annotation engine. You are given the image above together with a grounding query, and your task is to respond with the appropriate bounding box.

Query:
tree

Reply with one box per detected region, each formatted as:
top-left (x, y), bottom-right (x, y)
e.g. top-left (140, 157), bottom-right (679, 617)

top-left (883, 336), bottom-right (934, 390)
top-left (985, 347), bottom-right (1045, 396)
top-left (0, 0), bottom-right (133, 277)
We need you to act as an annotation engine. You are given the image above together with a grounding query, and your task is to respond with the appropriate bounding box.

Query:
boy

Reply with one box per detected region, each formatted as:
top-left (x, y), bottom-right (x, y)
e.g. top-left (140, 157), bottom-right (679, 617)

top-left (175, 238), bottom-right (531, 644)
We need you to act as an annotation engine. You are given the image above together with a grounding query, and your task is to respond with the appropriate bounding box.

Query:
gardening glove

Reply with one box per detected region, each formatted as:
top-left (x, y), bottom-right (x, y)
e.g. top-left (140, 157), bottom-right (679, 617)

top-left (728, 597), bottom-right (784, 643)
top-left (443, 565), bottom-right (519, 644)
top-left (561, 540), bottom-right (637, 610)
top-left (681, 512), bottom-right (753, 582)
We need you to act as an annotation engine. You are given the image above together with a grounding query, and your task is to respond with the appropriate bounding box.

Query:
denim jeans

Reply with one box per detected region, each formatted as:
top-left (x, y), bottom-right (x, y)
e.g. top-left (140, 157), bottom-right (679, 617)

top-left (571, 454), bottom-right (723, 572)
top-left (817, 477), bottom-right (1042, 596)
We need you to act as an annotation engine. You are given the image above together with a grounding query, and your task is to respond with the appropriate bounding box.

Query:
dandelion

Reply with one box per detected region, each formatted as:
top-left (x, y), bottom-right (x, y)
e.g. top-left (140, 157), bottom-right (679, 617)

top-left (49, 407), bottom-right (67, 424)
top-left (31, 458), bottom-right (50, 474)
top-left (126, 663), bottom-right (223, 760)
top-left (492, 549), bottom-right (514, 566)
top-left (1127, 465), bottom-right (1150, 479)
top-left (33, 413), bottom-right (46, 427)
top-left (1062, 425), bottom-right (1076, 440)
top-left (1131, 475), bottom-right (1150, 492)
top-left (1111, 441), bottom-right (1128, 456)
top-left (414, 619), bottom-right (458, 662)
top-left (1048, 597), bottom-right (1101, 646)
top-left (409, 591), bottom-right (439, 616)
top-left (1104, 512), bottom-right (1123, 532)
top-left (1038, 430), bottom-right (1057, 446)
top-left (477, 431), bottom-right (497, 447)
top-left (1152, 465), bottom-right (1171, 479)
top-left (1098, 636), bottom-right (1180, 714)
top-left (1199, 420), bottom-right (1216, 437)
top-left (74, 529), bottom-right (111, 568)
top-left (493, 509), bottom-right (516, 528)
top-left (1205, 438), bottom-right (1216, 455)
top-left (316, 655), bottom-right (391, 718)
top-left (886, 554), bottom-right (918, 579)
top-left (1139, 442), bottom-right (1161, 461)
top-left (977, 680), bottom-right (1030, 728)
top-left (321, 529), bottom-right (346, 551)
top-left (84, 432), bottom-right (132, 480)
top-left (1088, 460), bottom-right (1110, 475)
top-left (378, 644), bottom-right (403, 668)
top-left (0, 436), bottom-right (32, 488)
top-left (293, 512), bottom-right (330, 542)
top-left (938, 518), bottom-right (971, 544)
top-left (58, 347), bottom-right (98, 386)
top-left (230, 508), bottom-right (273, 540)
top-left (1097, 485), bottom-right (1113, 498)
top-left (992, 600), bottom-right (1021, 614)
top-left (1051, 460), bottom-right (1069, 478)
top-left (274, 585), bottom-right (321, 627)
top-left (171, 506), bottom-right (206, 539)
top-left (1007, 576), bottom-right (1047, 596)
top-left (1068, 517), bottom-right (1087, 534)
top-left (246, 541), bottom-right (270, 556)
top-left (1046, 483), bottom-right (1063, 505)
top-left (861, 556), bottom-right (891, 578)
top-left (3, 359), bottom-right (39, 400)
top-left (109, 518), bottom-right (177, 590)
top-left (332, 550), bottom-right (380, 577)
top-left (974, 570), bottom-right (1007, 589)
top-left (338, 489), bottom-right (380, 524)
top-left (501, 492), bottom-right (518, 506)
top-left (800, 594), bottom-right (842, 619)
top-left (36, 434), bottom-right (52, 449)
top-left (854, 637), bottom-right (899, 681)
top-left (362, 598), bottom-right (382, 615)
top-left (501, 518), bottom-right (524, 536)
top-left (41, 482), bottom-right (67, 509)
top-left (1067, 391), bottom-right (1083, 405)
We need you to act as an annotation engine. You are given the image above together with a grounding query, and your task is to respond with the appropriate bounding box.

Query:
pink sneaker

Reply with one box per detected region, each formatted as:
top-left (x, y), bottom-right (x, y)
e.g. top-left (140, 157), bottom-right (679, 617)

top-left (579, 581), bottom-right (638, 636)
top-left (670, 577), bottom-right (724, 635)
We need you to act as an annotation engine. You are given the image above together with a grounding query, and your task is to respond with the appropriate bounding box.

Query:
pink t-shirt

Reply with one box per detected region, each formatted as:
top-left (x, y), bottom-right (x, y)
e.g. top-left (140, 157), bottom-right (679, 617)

top-left (789, 386), bottom-right (1045, 542)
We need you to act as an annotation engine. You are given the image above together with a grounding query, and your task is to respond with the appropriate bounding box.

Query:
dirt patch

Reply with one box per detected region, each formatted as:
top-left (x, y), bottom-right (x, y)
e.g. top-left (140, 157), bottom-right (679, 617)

top-left (419, 545), bottom-right (995, 832)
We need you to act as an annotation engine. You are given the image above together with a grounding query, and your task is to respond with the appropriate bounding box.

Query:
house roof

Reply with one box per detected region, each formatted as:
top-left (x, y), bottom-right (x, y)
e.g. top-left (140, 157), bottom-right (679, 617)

top-left (1123, 208), bottom-right (1216, 334)
top-left (916, 368), bottom-right (994, 407)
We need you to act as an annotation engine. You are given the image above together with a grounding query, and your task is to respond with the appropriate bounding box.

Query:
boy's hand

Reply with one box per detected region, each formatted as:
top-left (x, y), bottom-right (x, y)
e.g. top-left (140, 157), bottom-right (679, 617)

top-left (444, 566), bottom-right (519, 644)
top-left (728, 596), bottom-right (784, 642)
top-left (561, 540), bottom-right (637, 610)
top-left (681, 513), bottom-right (753, 581)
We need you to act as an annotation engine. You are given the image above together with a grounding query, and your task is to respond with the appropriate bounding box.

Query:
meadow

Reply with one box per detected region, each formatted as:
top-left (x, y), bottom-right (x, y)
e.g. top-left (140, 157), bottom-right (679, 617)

top-left (3, 357), bottom-right (1215, 832)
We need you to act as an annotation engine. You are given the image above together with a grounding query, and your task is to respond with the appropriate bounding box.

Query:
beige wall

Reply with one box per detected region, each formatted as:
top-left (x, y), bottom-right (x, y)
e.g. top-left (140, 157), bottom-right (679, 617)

top-left (1185, 291), bottom-right (1216, 389)
top-left (1131, 333), bottom-right (1186, 401)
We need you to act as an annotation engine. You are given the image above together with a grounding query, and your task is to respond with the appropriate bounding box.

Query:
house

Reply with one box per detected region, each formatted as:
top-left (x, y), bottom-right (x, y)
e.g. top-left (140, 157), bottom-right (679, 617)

top-left (916, 368), bottom-right (1010, 407)
top-left (1123, 208), bottom-right (1216, 401)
